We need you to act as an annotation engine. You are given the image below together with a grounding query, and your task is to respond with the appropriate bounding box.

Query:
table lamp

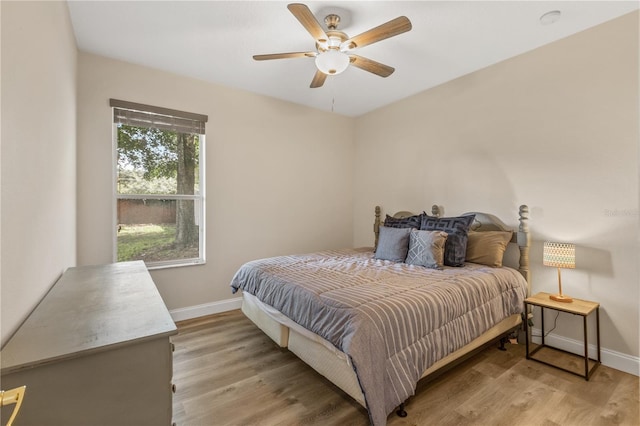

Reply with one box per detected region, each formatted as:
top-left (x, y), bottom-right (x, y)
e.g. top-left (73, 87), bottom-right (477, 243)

top-left (543, 241), bottom-right (575, 302)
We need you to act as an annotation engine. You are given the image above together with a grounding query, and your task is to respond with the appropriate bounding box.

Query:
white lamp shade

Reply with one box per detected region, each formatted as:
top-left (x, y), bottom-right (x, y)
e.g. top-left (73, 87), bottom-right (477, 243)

top-left (315, 50), bottom-right (350, 75)
top-left (543, 242), bottom-right (575, 269)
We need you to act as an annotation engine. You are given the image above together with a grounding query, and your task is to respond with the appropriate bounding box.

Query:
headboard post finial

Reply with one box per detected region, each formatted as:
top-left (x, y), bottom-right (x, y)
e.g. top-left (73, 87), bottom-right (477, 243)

top-left (518, 205), bottom-right (530, 233)
top-left (517, 204), bottom-right (531, 289)
top-left (374, 206), bottom-right (381, 250)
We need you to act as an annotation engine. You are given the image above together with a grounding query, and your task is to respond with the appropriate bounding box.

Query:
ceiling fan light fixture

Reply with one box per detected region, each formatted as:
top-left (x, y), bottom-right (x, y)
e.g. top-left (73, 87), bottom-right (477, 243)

top-left (315, 49), bottom-right (350, 75)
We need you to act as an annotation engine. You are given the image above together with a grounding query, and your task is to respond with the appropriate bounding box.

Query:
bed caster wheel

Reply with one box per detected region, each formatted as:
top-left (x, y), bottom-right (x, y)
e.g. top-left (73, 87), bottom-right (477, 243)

top-left (396, 403), bottom-right (408, 417)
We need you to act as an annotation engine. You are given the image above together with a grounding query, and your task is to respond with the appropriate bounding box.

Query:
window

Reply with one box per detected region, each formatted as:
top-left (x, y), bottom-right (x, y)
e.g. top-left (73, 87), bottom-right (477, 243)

top-left (111, 99), bottom-right (207, 269)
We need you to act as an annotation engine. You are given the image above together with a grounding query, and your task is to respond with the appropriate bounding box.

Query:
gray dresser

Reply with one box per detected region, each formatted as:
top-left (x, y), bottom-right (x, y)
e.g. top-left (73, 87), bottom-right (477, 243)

top-left (1, 261), bottom-right (177, 425)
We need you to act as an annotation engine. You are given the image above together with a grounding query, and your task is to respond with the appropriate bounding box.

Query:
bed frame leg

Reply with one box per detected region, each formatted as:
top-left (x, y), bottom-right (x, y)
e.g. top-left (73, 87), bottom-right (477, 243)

top-left (498, 336), bottom-right (508, 351)
top-left (396, 403), bottom-right (408, 417)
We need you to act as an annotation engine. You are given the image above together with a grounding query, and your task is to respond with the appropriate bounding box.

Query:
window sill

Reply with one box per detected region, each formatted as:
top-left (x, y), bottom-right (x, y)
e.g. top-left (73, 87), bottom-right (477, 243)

top-left (144, 258), bottom-right (206, 271)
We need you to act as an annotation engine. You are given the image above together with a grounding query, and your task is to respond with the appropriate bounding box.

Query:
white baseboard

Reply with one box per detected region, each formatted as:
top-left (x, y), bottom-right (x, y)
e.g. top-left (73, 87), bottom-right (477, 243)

top-left (531, 328), bottom-right (639, 377)
top-left (170, 297), bottom-right (242, 322)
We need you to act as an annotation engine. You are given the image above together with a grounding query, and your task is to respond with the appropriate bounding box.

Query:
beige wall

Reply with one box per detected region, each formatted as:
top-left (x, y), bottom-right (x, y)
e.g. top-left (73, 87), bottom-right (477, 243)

top-left (354, 12), bottom-right (639, 358)
top-left (1, 1), bottom-right (78, 346)
top-left (76, 53), bottom-right (355, 310)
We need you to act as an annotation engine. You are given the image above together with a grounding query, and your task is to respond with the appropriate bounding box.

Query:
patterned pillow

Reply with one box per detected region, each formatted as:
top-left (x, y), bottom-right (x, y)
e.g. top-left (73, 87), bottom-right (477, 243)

top-left (405, 229), bottom-right (448, 268)
top-left (420, 214), bottom-right (476, 267)
top-left (383, 213), bottom-right (423, 229)
top-left (374, 226), bottom-right (411, 262)
top-left (466, 231), bottom-right (513, 267)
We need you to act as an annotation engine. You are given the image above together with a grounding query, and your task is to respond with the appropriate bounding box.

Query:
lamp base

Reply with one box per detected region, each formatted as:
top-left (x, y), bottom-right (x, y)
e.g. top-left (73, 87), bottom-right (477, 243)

top-left (550, 293), bottom-right (573, 303)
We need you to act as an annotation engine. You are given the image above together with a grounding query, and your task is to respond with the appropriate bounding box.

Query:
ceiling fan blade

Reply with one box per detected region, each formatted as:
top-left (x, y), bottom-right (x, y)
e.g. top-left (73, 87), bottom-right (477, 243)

top-left (349, 55), bottom-right (395, 77)
top-left (310, 70), bottom-right (327, 88)
top-left (343, 16), bottom-right (412, 50)
top-left (253, 52), bottom-right (317, 61)
top-left (287, 3), bottom-right (329, 43)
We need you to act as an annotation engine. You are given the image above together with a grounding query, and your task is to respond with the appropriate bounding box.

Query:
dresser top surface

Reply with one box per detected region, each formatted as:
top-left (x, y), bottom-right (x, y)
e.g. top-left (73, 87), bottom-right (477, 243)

top-left (1, 261), bottom-right (177, 374)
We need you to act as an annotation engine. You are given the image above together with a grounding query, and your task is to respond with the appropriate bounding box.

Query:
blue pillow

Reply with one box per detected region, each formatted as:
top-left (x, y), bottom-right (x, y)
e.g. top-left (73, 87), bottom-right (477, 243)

top-left (420, 215), bottom-right (476, 266)
top-left (374, 226), bottom-right (411, 262)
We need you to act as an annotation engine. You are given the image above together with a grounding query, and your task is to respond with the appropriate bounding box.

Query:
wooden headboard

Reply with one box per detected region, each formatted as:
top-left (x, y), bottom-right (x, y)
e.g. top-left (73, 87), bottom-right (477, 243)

top-left (373, 205), bottom-right (531, 288)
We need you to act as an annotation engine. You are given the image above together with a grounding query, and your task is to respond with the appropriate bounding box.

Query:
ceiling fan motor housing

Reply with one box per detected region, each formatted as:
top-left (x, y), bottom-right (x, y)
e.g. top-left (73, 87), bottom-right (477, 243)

top-left (316, 30), bottom-right (348, 52)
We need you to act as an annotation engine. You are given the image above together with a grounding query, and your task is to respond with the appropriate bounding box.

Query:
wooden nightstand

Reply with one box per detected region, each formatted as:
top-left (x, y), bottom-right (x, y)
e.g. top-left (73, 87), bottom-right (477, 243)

top-left (524, 292), bottom-right (601, 380)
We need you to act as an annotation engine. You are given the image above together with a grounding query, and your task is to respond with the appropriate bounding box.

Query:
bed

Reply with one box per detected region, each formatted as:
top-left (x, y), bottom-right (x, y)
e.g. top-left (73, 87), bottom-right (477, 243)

top-left (230, 205), bottom-right (530, 425)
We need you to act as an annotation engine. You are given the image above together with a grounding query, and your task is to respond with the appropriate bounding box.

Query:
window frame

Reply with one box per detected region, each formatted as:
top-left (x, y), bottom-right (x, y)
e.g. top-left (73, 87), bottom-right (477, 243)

top-left (111, 102), bottom-right (206, 270)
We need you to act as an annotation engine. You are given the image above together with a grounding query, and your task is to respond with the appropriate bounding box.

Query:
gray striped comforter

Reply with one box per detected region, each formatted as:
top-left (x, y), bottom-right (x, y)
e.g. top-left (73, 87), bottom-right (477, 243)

top-left (230, 248), bottom-right (527, 425)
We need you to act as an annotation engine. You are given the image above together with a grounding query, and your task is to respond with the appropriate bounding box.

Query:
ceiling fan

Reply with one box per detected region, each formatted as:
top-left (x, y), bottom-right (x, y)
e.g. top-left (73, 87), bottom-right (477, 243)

top-left (253, 3), bottom-right (412, 88)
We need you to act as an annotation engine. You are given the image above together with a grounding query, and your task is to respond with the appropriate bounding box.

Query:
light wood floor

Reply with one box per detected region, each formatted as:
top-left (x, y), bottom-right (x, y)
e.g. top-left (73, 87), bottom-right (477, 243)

top-left (172, 310), bottom-right (639, 426)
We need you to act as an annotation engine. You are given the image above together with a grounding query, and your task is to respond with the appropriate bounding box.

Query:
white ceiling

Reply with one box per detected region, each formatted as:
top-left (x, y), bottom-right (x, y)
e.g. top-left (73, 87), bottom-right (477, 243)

top-left (67, 1), bottom-right (638, 117)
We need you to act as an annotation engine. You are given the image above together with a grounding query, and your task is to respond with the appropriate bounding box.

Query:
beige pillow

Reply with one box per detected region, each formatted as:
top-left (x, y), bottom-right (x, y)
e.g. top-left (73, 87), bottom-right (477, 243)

top-left (465, 231), bottom-right (513, 267)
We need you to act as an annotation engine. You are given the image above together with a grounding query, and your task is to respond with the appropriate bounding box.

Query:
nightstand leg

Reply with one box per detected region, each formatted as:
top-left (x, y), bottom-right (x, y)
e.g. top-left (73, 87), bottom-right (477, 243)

top-left (596, 307), bottom-right (601, 363)
top-left (524, 304), bottom-right (530, 358)
top-left (583, 315), bottom-right (589, 380)
top-left (540, 307), bottom-right (545, 346)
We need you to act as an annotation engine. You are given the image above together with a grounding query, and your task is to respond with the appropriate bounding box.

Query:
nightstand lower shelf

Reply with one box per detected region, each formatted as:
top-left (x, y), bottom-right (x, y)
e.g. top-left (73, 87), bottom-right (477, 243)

top-left (526, 343), bottom-right (600, 380)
